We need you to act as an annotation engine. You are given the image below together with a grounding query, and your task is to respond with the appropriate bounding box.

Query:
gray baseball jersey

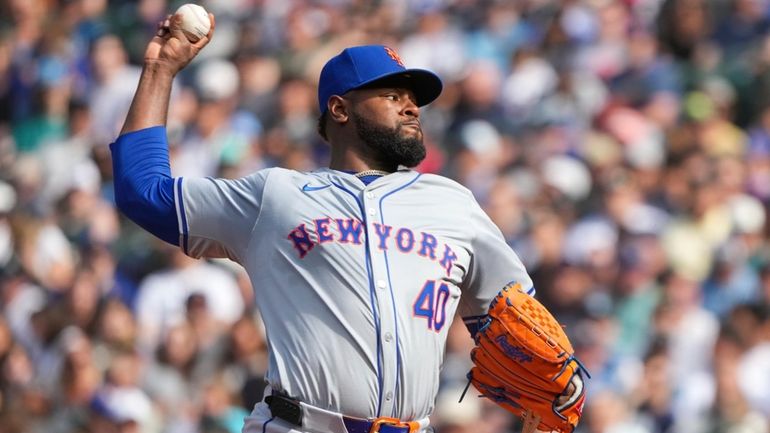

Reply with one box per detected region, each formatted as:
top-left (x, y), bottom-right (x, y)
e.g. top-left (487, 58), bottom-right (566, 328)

top-left (174, 167), bottom-right (533, 421)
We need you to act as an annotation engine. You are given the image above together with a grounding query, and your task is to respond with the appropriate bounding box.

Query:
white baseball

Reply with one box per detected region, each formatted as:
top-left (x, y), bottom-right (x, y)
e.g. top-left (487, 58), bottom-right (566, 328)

top-left (175, 3), bottom-right (211, 42)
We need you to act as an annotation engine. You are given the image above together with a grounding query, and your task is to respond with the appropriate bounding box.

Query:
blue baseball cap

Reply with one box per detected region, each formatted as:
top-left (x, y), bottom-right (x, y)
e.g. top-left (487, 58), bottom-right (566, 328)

top-left (318, 45), bottom-right (443, 113)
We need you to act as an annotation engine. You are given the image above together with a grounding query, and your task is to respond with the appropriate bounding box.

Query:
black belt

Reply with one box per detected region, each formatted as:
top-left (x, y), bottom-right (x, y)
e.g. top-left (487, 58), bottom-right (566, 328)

top-left (266, 394), bottom-right (417, 433)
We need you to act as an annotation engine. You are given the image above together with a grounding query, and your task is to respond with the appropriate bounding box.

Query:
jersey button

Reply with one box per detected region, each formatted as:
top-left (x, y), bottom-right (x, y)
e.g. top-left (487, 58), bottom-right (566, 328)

top-left (366, 192), bottom-right (375, 199)
top-left (377, 280), bottom-right (386, 289)
top-left (385, 392), bottom-right (393, 401)
top-left (384, 332), bottom-right (393, 342)
top-left (368, 208), bottom-right (376, 216)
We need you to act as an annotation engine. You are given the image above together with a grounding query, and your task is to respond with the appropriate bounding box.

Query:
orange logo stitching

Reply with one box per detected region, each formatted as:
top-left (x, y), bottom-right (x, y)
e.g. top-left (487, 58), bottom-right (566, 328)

top-left (384, 46), bottom-right (404, 67)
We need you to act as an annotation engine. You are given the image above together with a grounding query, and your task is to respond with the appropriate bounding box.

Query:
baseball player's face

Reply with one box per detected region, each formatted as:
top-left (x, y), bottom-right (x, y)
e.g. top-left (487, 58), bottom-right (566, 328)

top-left (348, 87), bottom-right (426, 168)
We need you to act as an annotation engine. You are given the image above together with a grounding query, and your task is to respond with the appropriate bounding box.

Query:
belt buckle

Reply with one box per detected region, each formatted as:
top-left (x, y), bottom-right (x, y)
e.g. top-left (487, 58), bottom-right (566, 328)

top-left (368, 417), bottom-right (419, 433)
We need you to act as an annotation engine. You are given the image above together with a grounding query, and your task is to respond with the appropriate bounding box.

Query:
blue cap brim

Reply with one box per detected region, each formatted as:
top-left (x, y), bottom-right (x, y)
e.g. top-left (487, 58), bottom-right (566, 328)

top-left (349, 68), bottom-right (443, 107)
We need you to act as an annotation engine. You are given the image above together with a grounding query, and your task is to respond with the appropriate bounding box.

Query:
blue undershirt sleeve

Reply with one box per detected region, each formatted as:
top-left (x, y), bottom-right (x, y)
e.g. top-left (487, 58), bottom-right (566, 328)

top-left (462, 314), bottom-right (488, 338)
top-left (110, 126), bottom-right (179, 245)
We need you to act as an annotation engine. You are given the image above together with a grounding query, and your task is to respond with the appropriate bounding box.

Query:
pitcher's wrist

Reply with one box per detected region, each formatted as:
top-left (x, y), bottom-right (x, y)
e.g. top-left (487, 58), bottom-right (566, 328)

top-left (143, 59), bottom-right (179, 78)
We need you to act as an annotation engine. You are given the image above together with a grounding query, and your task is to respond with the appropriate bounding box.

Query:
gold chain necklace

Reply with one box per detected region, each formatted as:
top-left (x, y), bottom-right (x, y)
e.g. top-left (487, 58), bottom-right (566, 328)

top-left (355, 169), bottom-right (391, 178)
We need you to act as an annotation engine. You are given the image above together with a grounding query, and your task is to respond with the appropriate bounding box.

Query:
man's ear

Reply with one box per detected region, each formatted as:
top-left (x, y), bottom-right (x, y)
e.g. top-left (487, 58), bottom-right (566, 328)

top-left (328, 95), bottom-right (349, 124)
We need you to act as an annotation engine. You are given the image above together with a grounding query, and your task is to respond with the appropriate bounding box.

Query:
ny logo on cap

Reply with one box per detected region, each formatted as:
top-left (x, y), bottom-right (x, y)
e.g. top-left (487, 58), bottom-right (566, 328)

top-left (384, 46), bottom-right (404, 67)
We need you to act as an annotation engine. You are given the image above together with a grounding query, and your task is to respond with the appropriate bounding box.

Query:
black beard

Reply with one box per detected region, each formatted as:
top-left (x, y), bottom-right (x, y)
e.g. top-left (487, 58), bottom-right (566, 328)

top-left (352, 112), bottom-right (426, 169)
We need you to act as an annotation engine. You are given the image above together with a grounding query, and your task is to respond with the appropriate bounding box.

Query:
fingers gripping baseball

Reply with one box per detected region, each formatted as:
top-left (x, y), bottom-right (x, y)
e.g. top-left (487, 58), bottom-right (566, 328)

top-left (145, 12), bottom-right (215, 75)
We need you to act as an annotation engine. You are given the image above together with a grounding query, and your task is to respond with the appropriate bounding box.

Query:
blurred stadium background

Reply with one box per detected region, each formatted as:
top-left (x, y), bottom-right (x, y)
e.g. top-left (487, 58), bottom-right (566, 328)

top-left (0, 0), bottom-right (769, 432)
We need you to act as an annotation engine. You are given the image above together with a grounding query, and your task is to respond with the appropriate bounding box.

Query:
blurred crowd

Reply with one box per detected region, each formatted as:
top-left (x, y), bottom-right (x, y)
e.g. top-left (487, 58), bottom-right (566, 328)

top-left (1, 0), bottom-right (770, 432)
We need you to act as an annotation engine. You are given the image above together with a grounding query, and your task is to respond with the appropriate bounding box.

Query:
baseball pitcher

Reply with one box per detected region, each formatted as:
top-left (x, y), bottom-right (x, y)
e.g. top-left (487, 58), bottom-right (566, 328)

top-left (111, 10), bottom-right (587, 433)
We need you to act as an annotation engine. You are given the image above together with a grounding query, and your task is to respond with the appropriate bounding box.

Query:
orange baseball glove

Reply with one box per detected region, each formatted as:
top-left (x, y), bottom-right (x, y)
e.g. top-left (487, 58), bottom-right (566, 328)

top-left (464, 283), bottom-right (589, 433)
